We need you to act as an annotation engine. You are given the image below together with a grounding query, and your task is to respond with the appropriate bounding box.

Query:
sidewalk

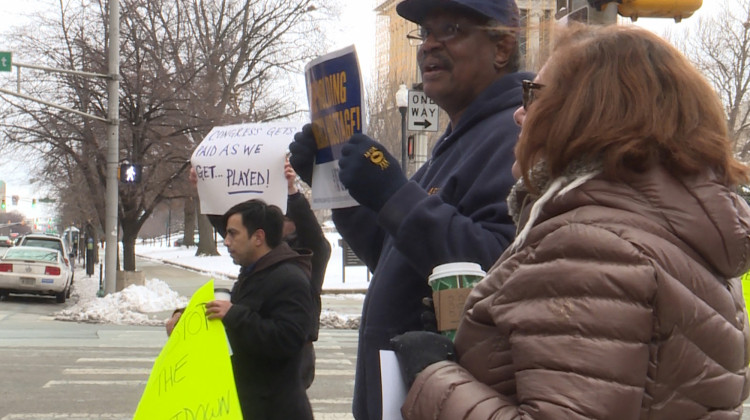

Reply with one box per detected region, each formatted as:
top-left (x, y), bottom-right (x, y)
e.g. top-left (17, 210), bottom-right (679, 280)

top-left (135, 231), bottom-right (371, 295)
top-left (134, 236), bottom-right (368, 324)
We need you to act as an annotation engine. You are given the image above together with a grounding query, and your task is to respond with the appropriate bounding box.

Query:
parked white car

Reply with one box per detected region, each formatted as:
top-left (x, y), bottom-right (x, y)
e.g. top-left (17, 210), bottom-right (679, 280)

top-left (17, 233), bottom-right (75, 274)
top-left (0, 246), bottom-right (73, 303)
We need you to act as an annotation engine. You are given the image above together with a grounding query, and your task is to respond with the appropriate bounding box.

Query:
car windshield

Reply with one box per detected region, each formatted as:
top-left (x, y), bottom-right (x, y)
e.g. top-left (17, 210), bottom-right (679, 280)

top-left (22, 239), bottom-right (63, 252)
top-left (3, 248), bottom-right (59, 262)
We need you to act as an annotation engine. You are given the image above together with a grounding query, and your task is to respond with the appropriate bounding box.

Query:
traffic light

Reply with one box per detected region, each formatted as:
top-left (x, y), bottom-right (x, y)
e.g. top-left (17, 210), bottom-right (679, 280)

top-left (608, 0), bottom-right (702, 22)
top-left (32, 198), bottom-right (36, 207)
top-left (119, 163), bottom-right (142, 183)
top-left (1, 199), bottom-right (5, 210)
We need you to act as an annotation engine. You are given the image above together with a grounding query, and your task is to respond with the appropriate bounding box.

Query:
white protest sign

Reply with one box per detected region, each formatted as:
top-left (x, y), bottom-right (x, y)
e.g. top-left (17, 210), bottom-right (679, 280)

top-left (191, 122), bottom-right (303, 215)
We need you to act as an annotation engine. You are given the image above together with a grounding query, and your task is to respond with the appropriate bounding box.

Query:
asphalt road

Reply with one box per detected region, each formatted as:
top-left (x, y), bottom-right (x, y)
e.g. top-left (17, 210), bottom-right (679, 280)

top-left (0, 258), bottom-right (359, 420)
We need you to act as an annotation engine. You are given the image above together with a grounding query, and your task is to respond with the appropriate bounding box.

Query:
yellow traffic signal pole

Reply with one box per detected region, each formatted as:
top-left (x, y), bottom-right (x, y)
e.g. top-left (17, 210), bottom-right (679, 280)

top-left (557, 0), bottom-right (703, 25)
top-left (619, 0), bottom-right (703, 22)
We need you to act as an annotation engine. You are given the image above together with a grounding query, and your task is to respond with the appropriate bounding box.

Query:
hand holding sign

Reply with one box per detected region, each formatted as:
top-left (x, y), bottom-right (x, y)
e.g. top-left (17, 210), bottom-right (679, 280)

top-left (338, 134), bottom-right (407, 212)
top-left (289, 124), bottom-right (316, 187)
top-left (134, 280), bottom-right (242, 420)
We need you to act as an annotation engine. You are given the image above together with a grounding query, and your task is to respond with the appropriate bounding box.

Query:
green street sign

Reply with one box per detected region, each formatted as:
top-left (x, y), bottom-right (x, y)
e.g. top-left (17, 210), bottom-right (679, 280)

top-left (0, 52), bottom-right (11, 72)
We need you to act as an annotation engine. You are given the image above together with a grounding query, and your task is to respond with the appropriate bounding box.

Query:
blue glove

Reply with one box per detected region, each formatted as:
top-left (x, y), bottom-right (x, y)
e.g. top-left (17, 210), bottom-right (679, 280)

top-left (390, 331), bottom-right (456, 387)
top-left (289, 124), bottom-right (316, 187)
top-left (338, 134), bottom-right (407, 212)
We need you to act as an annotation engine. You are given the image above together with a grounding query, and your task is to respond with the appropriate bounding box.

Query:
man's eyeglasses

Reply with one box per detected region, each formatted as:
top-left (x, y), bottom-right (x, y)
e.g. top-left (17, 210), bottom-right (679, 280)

top-left (522, 80), bottom-right (545, 110)
top-left (406, 23), bottom-right (474, 46)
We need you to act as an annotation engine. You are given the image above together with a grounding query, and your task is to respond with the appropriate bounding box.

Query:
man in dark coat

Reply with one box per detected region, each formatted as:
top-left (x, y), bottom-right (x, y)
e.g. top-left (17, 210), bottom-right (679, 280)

top-left (173, 163), bottom-right (331, 389)
top-left (205, 199), bottom-right (315, 420)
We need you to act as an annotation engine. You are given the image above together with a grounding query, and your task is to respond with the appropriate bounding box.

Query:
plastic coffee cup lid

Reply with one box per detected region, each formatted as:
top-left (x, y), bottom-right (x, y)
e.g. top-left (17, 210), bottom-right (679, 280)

top-left (428, 262), bottom-right (486, 283)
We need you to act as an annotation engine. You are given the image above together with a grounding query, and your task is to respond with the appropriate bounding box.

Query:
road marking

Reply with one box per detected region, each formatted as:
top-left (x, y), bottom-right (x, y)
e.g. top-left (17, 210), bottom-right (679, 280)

top-left (1, 414), bottom-right (131, 419)
top-left (44, 380), bottom-right (146, 388)
top-left (311, 398), bottom-right (353, 404)
top-left (316, 358), bottom-right (353, 365)
top-left (314, 414), bottom-right (355, 420)
top-left (76, 357), bottom-right (154, 363)
top-left (63, 368), bottom-right (150, 375)
top-left (315, 369), bottom-right (356, 376)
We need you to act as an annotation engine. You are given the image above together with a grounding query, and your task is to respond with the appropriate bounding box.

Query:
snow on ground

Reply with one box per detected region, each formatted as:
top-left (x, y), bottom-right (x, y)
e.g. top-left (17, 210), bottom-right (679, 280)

top-left (52, 231), bottom-right (368, 328)
top-left (55, 277), bottom-right (187, 326)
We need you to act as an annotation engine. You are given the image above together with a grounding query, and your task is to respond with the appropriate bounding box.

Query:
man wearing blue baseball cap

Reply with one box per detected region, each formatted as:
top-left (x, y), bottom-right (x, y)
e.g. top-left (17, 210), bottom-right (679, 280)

top-left (289, 0), bottom-right (532, 418)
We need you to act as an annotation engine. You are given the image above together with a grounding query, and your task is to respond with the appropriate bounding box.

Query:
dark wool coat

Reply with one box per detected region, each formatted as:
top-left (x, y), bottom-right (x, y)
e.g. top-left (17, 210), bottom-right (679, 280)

top-left (223, 243), bottom-right (314, 420)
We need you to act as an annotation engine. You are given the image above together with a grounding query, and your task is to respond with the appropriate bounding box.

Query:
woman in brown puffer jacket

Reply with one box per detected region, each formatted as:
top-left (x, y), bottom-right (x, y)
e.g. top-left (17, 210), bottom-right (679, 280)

top-left (393, 24), bottom-right (750, 420)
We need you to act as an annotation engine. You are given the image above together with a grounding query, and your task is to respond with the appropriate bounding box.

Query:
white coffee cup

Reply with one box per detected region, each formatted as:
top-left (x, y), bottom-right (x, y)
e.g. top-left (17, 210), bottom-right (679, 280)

top-left (214, 288), bottom-right (231, 301)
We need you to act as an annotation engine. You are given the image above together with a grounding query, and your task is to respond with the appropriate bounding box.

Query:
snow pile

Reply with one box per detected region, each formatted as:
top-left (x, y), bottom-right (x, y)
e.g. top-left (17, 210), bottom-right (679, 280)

top-left (54, 276), bottom-right (187, 326)
top-left (320, 309), bottom-right (360, 330)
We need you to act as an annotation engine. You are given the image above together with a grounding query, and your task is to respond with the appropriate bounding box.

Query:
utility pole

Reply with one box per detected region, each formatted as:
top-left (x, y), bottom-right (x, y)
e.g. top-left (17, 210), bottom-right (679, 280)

top-left (104, 0), bottom-right (120, 296)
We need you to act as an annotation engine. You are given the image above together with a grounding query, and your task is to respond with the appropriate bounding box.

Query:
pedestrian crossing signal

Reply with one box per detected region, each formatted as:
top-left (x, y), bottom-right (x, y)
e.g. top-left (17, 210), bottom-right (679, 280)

top-left (119, 163), bottom-right (142, 183)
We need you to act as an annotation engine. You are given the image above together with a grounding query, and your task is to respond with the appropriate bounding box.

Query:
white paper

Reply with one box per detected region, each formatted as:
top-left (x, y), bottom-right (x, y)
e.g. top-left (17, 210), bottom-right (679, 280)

top-left (380, 350), bottom-right (406, 420)
top-left (191, 122), bottom-right (304, 215)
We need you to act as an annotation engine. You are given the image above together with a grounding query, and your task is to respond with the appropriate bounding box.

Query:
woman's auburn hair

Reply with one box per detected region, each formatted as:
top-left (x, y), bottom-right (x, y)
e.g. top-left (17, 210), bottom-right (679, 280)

top-left (515, 23), bottom-right (749, 192)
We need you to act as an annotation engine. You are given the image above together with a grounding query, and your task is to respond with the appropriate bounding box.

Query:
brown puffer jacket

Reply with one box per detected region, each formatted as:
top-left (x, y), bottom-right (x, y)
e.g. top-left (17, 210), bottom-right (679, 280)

top-left (402, 166), bottom-right (750, 420)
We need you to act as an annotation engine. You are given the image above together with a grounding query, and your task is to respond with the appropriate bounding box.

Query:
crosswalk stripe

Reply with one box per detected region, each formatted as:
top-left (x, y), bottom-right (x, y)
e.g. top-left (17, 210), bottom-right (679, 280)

top-left (1, 414), bottom-right (131, 419)
top-left (63, 368), bottom-right (150, 375)
top-left (316, 358), bottom-right (353, 365)
top-left (44, 380), bottom-right (146, 388)
top-left (311, 398), bottom-right (353, 404)
top-left (315, 369), bottom-right (356, 376)
top-left (1, 413), bottom-right (353, 420)
top-left (76, 357), bottom-right (154, 363)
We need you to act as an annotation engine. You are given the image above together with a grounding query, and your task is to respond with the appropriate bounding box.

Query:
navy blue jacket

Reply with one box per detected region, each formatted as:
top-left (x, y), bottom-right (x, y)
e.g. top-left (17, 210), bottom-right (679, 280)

top-left (333, 72), bottom-right (533, 420)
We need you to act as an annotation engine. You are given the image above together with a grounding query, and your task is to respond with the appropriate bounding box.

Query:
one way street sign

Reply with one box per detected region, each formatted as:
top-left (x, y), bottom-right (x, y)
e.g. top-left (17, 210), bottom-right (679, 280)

top-left (407, 90), bottom-right (438, 132)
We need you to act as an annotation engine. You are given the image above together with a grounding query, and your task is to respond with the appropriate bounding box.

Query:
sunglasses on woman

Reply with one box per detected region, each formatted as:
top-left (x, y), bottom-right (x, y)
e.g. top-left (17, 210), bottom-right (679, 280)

top-left (522, 80), bottom-right (545, 110)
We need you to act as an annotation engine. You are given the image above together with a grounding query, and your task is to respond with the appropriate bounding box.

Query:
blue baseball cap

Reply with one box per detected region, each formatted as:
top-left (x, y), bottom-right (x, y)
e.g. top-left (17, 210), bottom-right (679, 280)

top-left (396, 0), bottom-right (520, 27)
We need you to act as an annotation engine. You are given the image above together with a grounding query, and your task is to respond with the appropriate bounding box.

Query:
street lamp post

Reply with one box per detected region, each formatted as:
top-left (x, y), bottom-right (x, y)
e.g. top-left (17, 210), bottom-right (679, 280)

top-left (396, 83), bottom-right (409, 174)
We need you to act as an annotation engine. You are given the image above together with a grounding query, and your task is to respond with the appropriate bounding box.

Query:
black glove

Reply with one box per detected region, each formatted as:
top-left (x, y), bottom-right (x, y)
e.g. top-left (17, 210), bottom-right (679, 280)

top-left (338, 134), bottom-right (407, 212)
top-left (289, 123), bottom-right (316, 186)
top-left (390, 331), bottom-right (456, 387)
top-left (420, 297), bottom-right (438, 333)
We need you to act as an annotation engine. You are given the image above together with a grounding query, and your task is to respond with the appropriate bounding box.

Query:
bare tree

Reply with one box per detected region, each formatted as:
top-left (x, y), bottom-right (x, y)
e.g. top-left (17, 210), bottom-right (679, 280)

top-left (0, 0), bottom-right (330, 270)
top-left (675, 0), bottom-right (750, 160)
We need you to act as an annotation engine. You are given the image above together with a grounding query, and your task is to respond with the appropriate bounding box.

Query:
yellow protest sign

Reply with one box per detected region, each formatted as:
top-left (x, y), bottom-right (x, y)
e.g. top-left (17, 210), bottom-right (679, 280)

top-left (743, 271), bottom-right (750, 319)
top-left (134, 280), bottom-right (242, 419)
